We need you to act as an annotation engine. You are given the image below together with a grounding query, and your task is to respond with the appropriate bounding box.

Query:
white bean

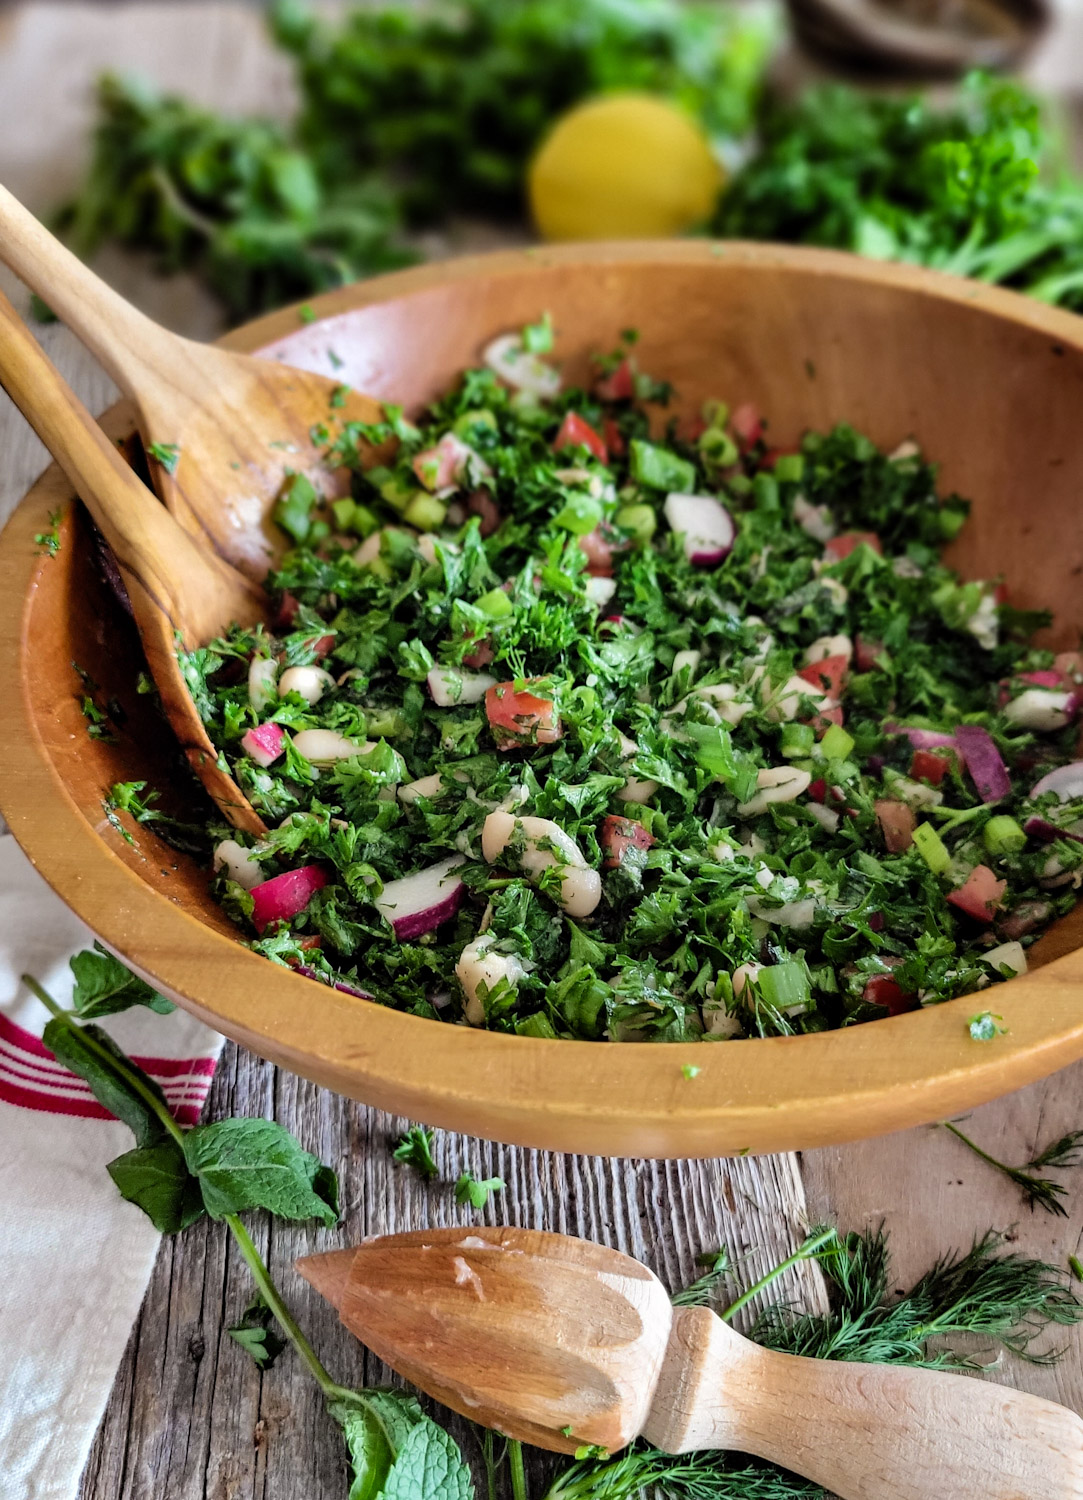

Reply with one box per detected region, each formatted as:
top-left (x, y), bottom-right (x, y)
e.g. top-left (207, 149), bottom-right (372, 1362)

top-left (278, 665), bottom-right (335, 706)
top-left (737, 766), bottom-right (812, 818)
top-left (399, 774), bottom-right (445, 805)
top-left (248, 656), bottom-right (278, 713)
top-left (481, 810), bottom-right (601, 917)
top-left (292, 729), bottom-right (375, 765)
top-left (761, 674), bottom-right (828, 723)
top-left (803, 634), bottom-right (852, 664)
top-left (456, 937), bottom-right (526, 1025)
top-left (213, 838), bottom-right (263, 890)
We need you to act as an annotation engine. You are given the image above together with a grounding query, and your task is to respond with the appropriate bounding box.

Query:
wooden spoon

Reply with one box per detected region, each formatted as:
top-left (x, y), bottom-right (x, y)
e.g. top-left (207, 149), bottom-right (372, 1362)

top-left (0, 183), bottom-right (388, 581)
top-left (299, 1228), bottom-right (1083, 1499)
top-left (0, 287), bottom-right (267, 834)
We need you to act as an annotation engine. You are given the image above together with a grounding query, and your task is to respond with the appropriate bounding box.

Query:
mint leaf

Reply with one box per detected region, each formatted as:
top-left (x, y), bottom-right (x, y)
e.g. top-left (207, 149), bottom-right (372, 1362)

top-left (70, 942), bottom-right (174, 1018)
top-left (107, 1139), bottom-right (204, 1232)
top-left (183, 1118), bottom-right (340, 1224)
top-left (43, 1018), bottom-right (170, 1147)
top-left (383, 1417), bottom-right (474, 1500)
top-left (228, 1295), bottom-right (286, 1371)
top-left (329, 1390), bottom-right (473, 1500)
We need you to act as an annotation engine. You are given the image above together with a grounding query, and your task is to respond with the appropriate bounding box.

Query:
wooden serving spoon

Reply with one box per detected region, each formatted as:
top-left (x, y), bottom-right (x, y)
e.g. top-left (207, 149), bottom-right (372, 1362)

top-left (299, 1227), bottom-right (1083, 1499)
top-left (0, 287), bottom-right (267, 834)
top-left (0, 183), bottom-right (387, 581)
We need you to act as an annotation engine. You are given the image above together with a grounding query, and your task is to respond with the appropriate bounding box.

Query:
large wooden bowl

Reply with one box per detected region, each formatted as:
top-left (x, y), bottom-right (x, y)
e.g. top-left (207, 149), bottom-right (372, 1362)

top-left (3, 242), bottom-right (1083, 1159)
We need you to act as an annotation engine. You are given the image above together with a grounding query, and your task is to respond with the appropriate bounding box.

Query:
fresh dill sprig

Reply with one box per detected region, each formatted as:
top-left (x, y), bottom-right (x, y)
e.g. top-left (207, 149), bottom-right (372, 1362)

top-left (543, 1448), bottom-right (822, 1499)
top-left (943, 1120), bottom-right (1083, 1217)
top-left (671, 1247), bottom-right (731, 1308)
top-left (752, 1226), bottom-right (1082, 1366)
top-left (392, 1124), bottom-right (439, 1181)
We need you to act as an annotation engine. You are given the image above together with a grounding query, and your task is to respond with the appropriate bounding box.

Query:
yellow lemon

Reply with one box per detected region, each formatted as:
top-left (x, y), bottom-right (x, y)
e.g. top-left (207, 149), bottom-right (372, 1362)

top-left (528, 92), bottom-right (722, 242)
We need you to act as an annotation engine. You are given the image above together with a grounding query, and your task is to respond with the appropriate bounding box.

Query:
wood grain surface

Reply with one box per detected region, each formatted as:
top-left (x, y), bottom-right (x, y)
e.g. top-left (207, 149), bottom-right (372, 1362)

top-left (0, 5), bottom-right (1081, 1497)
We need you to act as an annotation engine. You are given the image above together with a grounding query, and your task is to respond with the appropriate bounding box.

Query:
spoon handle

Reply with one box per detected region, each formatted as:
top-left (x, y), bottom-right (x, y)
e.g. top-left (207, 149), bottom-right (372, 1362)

top-left (0, 285), bottom-right (254, 646)
top-left (646, 1305), bottom-right (1083, 1500)
top-left (0, 182), bottom-right (181, 398)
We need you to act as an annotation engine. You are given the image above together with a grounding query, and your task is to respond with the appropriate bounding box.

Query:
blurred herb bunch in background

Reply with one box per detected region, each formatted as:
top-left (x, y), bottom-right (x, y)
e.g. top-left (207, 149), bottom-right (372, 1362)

top-left (54, 0), bottom-right (1083, 323)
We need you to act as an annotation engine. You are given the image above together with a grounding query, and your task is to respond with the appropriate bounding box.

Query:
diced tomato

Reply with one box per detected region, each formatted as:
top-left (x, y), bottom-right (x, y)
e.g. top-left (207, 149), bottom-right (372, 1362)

top-left (311, 634), bottom-right (335, 658)
top-left (947, 864), bottom-right (1007, 923)
top-left (463, 637), bottom-right (495, 669)
top-left (731, 403), bottom-right (764, 449)
top-left (854, 635), bottom-right (883, 673)
top-left (808, 778), bottom-right (827, 804)
top-left (412, 432), bottom-right (485, 492)
top-left (284, 934), bottom-right (323, 968)
top-left (808, 703), bottom-right (845, 738)
top-left (824, 531), bottom-right (882, 563)
top-left (910, 749), bottom-right (951, 785)
top-left (602, 416), bottom-right (626, 458)
top-left (797, 653), bottom-right (848, 699)
top-left (600, 814), bottom-right (655, 870)
top-left (485, 682), bottom-right (562, 750)
top-left (863, 975), bottom-right (918, 1016)
top-left (875, 799), bottom-right (915, 853)
top-left (468, 487), bottom-right (502, 538)
top-left (993, 582), bottom-right (1009, 605)
top-left (553, 412), bottom-right (608, 465)
top-left (595, 357), bottom-right (635, 402)
top-left (274, 591), bottom-right (300, 629)
top-left (578, 525), bottom-right (625, 576)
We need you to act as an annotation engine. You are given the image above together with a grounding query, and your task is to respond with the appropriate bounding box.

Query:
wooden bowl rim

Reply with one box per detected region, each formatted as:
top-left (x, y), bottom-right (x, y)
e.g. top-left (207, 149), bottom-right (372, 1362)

top-left (4, 239), bottom-right (1083, 1158)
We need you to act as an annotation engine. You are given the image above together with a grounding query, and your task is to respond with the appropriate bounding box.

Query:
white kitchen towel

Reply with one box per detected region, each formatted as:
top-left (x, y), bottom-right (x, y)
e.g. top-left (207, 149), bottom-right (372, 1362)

top-left (0, 835), bottom-right (223, 1500)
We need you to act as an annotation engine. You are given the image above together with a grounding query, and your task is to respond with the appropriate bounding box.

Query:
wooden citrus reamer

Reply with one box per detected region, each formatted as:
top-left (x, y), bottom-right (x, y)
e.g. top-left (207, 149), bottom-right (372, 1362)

top-left (300, 1227), bottom-right (1083, 1499)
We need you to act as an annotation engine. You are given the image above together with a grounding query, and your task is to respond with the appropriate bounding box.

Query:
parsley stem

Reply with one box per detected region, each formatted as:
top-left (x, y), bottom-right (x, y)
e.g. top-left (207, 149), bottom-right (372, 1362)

top-left (719, 1228), bottom-right (837, 1325)
top-left (225, 1214), bottom-right (346, 1402)
top-left (508, 1438), bottom-right (530, 1500)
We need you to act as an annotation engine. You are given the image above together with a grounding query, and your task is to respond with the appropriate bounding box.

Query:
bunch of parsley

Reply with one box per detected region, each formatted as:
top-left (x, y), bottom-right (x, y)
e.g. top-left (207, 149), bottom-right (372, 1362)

top-left (716, 73), bottom-right (1083, 311)
top-left (54, 0), bottom-right (771, 321)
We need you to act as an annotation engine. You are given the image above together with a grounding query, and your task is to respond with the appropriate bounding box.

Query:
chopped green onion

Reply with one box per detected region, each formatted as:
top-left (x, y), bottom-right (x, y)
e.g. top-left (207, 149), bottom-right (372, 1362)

top-left (403, 494), bottom-right (447, 531)
top-left (273, 472), bottom-right (318, 544)
top-left (475, 587), bottom-right (513, 620)
top-left (780, 723), bottom-right (815, 758)
top-left (629, 439), bottom-right (695, 493)
top-left (516, 1012), bottom-right (558, 1039)
top-left (758, 961), bottom-right (811, 1015)
top-left (752, 472), bottom-right (779, 510)
top-left (615, 502), bottom-right (657, 543)
top-left (913, 822), bottom-right (951, 874)
top-left (774, 453), bottom-right (805, 483)
top-left (820, 724), bottom-right (855, 761)
top-left (983, 815), bottom-right (1026, 855)
top-left (553, 493), bottom-right (603, 535)
top-left (331, 498), bottom-right (358, 531)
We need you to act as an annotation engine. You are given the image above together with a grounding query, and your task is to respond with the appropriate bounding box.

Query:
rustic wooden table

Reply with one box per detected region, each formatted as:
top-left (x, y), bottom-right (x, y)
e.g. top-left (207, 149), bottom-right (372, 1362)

top-left (2, 6), bottom-right (1083, 1496)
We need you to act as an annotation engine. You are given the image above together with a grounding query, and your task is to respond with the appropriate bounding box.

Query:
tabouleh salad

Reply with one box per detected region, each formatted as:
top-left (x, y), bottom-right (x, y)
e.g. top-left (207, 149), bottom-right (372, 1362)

top-left (186, 318), bottom-right (1083, 1042)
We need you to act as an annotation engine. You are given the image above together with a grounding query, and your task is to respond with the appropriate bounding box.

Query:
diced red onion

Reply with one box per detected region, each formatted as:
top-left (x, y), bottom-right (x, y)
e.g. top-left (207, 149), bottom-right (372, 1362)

top-left (1023, 816), bottom-right (1083, 846)
top-left (954, 725), bottom-right (1010, 803)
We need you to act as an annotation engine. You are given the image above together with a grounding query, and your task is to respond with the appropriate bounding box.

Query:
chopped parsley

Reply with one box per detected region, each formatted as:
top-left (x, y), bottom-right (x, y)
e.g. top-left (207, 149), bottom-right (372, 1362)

top-left (147, 441), bottom-right (181, 474)
top-left (184, 324), bottom-right (1083, 1043)
top-left (34, 508), bottom-right (62, 557)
